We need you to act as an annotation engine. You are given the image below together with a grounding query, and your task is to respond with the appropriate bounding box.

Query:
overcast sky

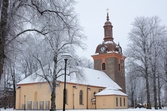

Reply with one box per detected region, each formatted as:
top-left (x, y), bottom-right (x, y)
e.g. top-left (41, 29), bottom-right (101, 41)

top-left (74, 0), bottom-right (167, 61)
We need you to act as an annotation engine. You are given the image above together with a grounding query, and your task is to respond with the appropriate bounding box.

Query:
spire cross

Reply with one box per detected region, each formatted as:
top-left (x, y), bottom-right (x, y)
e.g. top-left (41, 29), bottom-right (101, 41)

top-left (106, 8), bottom-right (109, 13)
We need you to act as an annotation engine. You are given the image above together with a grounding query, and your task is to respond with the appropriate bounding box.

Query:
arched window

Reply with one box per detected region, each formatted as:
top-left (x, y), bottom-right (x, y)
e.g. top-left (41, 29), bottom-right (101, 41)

top-left (118, 63), bottom-right (121, 71)
top-left (105, 29), bottom-right (108, 36)
top-left (102, 63), bottom-right (106, 70)
top-left (79, 90), bottom-right (83, 105)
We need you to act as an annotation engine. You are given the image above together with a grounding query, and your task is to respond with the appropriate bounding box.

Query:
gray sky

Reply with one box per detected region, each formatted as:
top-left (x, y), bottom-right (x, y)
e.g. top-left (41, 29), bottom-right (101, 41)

top-left (75, 0), bottom-right (167, 61)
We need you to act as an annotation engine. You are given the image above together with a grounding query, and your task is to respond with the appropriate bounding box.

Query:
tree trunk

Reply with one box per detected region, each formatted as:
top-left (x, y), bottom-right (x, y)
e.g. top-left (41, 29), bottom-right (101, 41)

top-left (131, 91), bottom-right (134, 107)
top-left (12, 73), bottom-right (16, 109)
top-left (51, 87), bottom-right (56, 111)
top-left (146, 71), bottom-right (151, 109)
top-left (50, 56), bottom-right (58, 111)
top-left (0, 0), bottom-right (9, 78)
top-left (153, 71), bottom-right (158, 109)
top-left (157, 74), bottom-right (162, 109)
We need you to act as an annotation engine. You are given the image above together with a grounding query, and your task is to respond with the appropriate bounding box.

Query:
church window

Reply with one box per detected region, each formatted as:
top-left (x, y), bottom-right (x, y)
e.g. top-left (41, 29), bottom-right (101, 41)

top-left (79, 90), bottom-right (83, 105)
top-left (123, 98), bottom-right (125, 106)
top-left (40, 101), bottom-right (44, 109)
top-left (33, 102), bottom-right (38, 109)
top-left (118, 63), bottom-right (121, 71)
top-left (116, 97), bottom-right (118, 107)
top-left (27, 101), bottom-right (32, 109)
top-left (102, 63), bottom-right (106, 70)
top-left (45, 101), bottom-right (50, 109)
top-left (120, 98), bottom-right (122, 106)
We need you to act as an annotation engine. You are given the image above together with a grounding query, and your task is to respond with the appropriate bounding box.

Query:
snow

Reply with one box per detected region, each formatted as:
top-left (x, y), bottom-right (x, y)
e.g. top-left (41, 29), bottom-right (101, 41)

top-left (95, 86), bottom-right (127, 96)
top-left (17, 67), bottom-right (122, 90)
top-left (69, 67), bottom-right (122, 89)
top-left (1, 108), bottom-right (167, 111)
top-left (104, 41), bottom-right (114, 44)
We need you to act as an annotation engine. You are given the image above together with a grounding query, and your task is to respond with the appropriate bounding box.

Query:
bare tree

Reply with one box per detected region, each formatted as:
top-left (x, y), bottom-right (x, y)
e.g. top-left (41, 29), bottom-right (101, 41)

top-left (125, 59), bottom-right (146, 108)
top-left (76, 57), bottom-right (93, 68)
top-left (160, 36), bottom-right (167, 106)
top-left (126, 67), bottom-right (137, 107)
top-left (13, 1), bottom-right (86, 111)
top-left (126, 16), bottom-right (166, 109)
top-left (147, 17), bottom-right (166, 109)
top-left (31, 32), bottom-right (85, 111)
top-left (0, 0), bottom-right (49, 79)
top-left (1, 1), bottom-right (86, 111)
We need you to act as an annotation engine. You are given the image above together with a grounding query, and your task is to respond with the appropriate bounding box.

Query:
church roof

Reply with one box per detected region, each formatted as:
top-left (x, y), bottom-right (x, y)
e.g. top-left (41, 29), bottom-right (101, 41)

top-left (17, 67), bottom-right (122, 90)
top-left (95, 86), bottom-right (127, 96)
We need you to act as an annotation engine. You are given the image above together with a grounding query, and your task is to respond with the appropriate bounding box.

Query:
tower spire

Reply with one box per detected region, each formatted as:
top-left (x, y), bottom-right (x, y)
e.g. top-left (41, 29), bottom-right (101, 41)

top-left (106, 8), bottom-right (109, 21)
top-left (103, 9), bottom-right (113, 41)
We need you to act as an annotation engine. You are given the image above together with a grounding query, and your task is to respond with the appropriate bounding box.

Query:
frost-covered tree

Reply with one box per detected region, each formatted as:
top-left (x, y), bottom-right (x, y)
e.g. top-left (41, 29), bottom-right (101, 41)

top-left (126, 16), bottom-right (167, 109)
top-left (1, 1), bottom-right (86, 111)
top-left (126, 59), bottom-right (146, 107)
top-left (19, 1), bottom-right (85, 111)
top-left (161, 36), bottom-right (167, 106)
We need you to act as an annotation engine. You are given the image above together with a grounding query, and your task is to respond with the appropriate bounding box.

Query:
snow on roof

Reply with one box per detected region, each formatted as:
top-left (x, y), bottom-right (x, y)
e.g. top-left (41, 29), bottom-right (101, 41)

top-left (95, 86), bottom-right (127, 96)
top-left (104, 41), bottom-right (114, 44)
top-left (17, 67), bottom-right (122, 90)
top-left (66, 67), bottom-right (122, 89)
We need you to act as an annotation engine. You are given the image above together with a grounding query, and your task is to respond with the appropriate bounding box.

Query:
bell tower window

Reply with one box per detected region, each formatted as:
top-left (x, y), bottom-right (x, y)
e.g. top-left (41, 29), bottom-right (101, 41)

top-left (102, 63), bottom-right (106, 70)
top-left (118, 64), bottom-right (121, 71)
top-left (105, 29), bottom-right (108, 36)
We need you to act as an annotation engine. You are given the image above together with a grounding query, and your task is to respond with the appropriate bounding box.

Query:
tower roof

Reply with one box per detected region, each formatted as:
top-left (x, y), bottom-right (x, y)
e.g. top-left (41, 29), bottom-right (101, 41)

top-left (95, 12), bottom-right (122, 54)
top-left (104, 12), bottom-right (112, 26)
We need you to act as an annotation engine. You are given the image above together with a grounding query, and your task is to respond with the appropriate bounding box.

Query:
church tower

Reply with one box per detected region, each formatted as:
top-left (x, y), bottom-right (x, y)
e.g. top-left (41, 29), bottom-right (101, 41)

top-left (91, 12), bottom-right (126, 93)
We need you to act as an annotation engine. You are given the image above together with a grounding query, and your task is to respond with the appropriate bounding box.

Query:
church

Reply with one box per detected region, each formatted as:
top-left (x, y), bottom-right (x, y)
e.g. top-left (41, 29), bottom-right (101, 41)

top-left (15, 13), bottom-right (128, 109)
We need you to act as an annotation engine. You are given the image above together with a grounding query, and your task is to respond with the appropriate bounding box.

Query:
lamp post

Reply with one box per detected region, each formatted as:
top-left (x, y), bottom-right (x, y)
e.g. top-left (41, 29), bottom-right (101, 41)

top-left (61, 54), bottom-right (71, 111)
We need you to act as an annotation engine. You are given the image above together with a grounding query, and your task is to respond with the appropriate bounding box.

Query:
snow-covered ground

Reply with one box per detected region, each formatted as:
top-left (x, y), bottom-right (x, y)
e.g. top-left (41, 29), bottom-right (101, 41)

top-left (1, 108), bottom-right (167, 111)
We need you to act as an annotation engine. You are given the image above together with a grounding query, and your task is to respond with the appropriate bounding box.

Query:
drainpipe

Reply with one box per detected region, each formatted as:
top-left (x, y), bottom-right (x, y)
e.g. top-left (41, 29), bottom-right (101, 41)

top-left (87, 86), bottom-right (88, 109)
top-left (87, 86), bottom-right (90, 109)
top-left (95, 96), bottom-right (96, 109)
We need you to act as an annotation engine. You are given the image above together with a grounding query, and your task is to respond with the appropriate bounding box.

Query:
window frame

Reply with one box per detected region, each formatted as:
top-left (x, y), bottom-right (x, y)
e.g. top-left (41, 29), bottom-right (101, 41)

top-left (105, 29), bottom-right (108, 36)
top-left (120, 98), bottom-right (122, 107)
top-left (79, 90), bottom-right (83, 105)
top-left (102, 63), bottom-right (106, 70)
top-left (116, 97), bottom-right (118, 107)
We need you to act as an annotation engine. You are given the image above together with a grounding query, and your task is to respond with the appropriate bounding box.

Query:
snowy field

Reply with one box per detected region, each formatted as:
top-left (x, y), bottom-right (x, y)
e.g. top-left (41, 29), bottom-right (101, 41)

top-left (1, 108), bottom-right (167, 111)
